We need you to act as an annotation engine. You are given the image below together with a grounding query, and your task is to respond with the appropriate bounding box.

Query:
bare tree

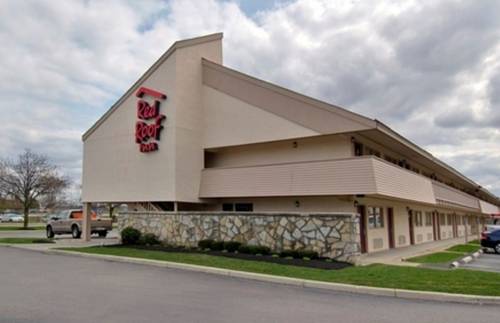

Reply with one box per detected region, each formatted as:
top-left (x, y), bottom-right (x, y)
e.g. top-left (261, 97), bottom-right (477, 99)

top-left (0, 150), bottom-right (69, 228)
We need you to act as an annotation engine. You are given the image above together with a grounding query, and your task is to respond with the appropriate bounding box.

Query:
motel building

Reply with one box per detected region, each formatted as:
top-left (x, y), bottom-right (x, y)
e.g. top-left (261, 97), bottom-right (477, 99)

top-left (81, 33), bottom-right (500, 263)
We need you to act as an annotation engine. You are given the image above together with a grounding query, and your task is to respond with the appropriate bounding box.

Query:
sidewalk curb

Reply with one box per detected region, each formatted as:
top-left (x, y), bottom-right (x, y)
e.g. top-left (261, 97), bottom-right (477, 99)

top-left (45, 248), bottom-right (500, 305)
top-left (450, 249), bottom-right (482, 268)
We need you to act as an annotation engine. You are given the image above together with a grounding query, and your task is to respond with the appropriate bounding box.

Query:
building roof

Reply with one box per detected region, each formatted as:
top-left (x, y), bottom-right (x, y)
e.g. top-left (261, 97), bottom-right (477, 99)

top-left (82, 33), bottom-right (499, 206)
top-left (201, 59), bottom-right (499, 206)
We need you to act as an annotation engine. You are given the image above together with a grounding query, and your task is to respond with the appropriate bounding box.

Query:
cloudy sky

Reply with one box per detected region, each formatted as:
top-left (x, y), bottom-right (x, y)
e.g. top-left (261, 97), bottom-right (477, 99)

top-left (1, 0), bottom-right (499, 198)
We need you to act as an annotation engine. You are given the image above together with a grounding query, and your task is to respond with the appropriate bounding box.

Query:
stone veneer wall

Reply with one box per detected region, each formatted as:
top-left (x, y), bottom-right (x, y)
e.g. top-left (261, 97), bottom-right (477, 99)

top-left (118, 212), bottom-right (361, 264)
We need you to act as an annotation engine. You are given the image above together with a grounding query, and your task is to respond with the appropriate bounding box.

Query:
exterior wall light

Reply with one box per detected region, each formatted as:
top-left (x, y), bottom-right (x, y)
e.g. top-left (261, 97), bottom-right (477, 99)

top-left (293, 141), bottom-right (298, 148)
top-left (295, 200), bottom-right (300, 207)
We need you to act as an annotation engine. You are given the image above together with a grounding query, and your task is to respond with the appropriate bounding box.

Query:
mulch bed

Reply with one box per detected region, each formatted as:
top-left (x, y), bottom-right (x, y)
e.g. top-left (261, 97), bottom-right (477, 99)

top-left (115, 245), bottom-right (352, 270)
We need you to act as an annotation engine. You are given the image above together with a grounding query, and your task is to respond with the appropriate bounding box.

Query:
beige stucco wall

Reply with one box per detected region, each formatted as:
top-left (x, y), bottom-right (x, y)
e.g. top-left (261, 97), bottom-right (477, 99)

top-left (173, 40), bottom-right (222, 203)
top-left (82, 35), bottom-right (222, 203)
top-left (208, 196), bottom-right (355, 213)
top-left (203, 86), bottom-right (319, 148)
top-left (82, 51), bottom-right (178, 202)
top-left (207, 134), bottom-right (352, 168)
top-left (353, 196), bottom-right (482, 253)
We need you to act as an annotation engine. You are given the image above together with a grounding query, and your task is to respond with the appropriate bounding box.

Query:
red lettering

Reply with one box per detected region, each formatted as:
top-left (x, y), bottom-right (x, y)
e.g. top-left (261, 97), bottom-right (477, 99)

top-left (137, 100), bottom-right (160, 120)
top-left (140, 142), bottom-right (158, 152)
top-left (134, 87), bottom-right (167, 153)
top-left (135, 115), bottom-right (166, 150)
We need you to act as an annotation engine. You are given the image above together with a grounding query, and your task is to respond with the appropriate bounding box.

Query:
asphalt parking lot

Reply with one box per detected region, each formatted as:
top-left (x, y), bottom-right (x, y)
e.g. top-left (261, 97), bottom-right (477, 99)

top-left (462, 251), bottom-right (500, 273)
top-left (1, 247), bottom-right (499, 323)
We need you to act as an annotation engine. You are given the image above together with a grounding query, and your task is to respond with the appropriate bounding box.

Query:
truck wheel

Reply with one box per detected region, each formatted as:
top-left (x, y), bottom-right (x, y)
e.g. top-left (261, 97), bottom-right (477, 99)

top-left (98, 231), bottom-right (108, 238)
top-left (72, 225), bottom-right (81, 239)
top-left (46, 226), bottom-right (55, 238)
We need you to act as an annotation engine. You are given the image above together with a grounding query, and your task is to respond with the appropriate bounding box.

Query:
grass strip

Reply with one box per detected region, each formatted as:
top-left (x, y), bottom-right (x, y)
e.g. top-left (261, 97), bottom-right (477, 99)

top-left (406, 252), bottom-right (464, 264)
top-left (0, 226), bottom-right (45, 231)
top-left (61, 246), bottom-right (500, 296)
top-left (0, 237), bottom-right (54, 244)
top-left (447, 244), bottom-right (480, 253)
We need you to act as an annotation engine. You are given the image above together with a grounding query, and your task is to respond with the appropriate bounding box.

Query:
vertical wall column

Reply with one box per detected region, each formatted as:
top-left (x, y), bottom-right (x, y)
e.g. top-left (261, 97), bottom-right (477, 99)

top-left (81, 202), bottom-right (92, 241)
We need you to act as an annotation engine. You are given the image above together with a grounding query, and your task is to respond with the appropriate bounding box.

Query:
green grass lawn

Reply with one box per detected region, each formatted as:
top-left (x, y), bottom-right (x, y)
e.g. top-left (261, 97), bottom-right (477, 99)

top-left (405, 252), bottom-right (463, 264)
top-left (467, 240), bottom-right (480, 245)
top-left (61, 246), bottom-right (500, 296)
top-left (0, 226), bottom-right (45, 231)
top-left (447, 244), bottom-right (481, 253)
top-left (0, 237), bottom-right (54, 244)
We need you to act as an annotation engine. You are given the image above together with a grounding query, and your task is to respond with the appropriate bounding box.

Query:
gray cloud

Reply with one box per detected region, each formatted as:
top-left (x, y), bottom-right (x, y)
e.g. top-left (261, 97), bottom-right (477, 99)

top-left (0, 0), bottom-right (499, 196)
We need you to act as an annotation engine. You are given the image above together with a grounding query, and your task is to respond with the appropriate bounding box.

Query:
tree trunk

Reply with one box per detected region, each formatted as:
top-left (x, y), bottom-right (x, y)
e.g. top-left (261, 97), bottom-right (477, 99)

top-left (23, 205), bottom-right (29, 229)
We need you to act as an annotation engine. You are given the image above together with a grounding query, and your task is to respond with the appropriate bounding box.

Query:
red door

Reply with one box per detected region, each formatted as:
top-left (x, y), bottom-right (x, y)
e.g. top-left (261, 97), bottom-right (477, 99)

top-left (357, 205), bottom-right (368, 253)
top-left (437, 213), bottom-right (442, 240)
top-left (388, 207), bottom-right (395, 249)
top-left (432, 212), bottom-right (438, 240)
top-left (408, 210), bottom-right (415, 245)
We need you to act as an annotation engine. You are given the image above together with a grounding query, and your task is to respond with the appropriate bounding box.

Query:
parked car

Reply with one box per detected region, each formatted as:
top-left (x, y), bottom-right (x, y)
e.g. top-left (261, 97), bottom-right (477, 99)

top-left (481, 229), bottom-right (500, 254)
top-left (0, 213), bottom-right (24, 223)
top-left (46, 209), bottom-right (112, 239)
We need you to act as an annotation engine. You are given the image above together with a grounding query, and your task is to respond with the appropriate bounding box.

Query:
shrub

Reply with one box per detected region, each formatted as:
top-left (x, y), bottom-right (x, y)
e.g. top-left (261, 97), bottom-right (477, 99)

top-left (237, 244), bottom-right (251, 254)
top-left (238, 244), bottom-right (270, 255)
top-left (223, 241), bottom-right (242, 252)
top-left (254, 246), bottom-right (271, 255)
top-left (141, 233), bottom-right (160, 246)
top-left (279, 249), bottom-right (318, 259)
top-left (299, 250), bottom-right (319, 260)
top-left (198, 239), bottom-right (214, 249)
top-left (198, 239), bottom-right (214, 250)
top-left (121, 227), bottom-right (141, 245)
top-left (279, 249), bottom-right (300, 258)
top-left (210, 241), bottom-right (224, 251)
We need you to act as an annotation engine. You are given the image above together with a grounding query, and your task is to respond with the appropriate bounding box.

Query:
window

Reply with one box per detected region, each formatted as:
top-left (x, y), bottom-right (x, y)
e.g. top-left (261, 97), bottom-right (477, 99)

top-left (365, 146), bottom-right (381, 157)
top-left (222, 203), bottom-right (234, 212)
top-left (439, 213), bottom-right (446, 226)
top-left (414, 211), bottom-right (423, 227)
top-left (385, 155), bottom-right (398, 165)
top-left (425, 212), bottom-right (432, 226)
top-left (354, 142), bottom-right (363, 156)
top-left (235, 203), bottom-right (253, 212)
top-left (368, 207), bottom-right (384, 229)
top-left (447, 214), bottom-right (453, 226)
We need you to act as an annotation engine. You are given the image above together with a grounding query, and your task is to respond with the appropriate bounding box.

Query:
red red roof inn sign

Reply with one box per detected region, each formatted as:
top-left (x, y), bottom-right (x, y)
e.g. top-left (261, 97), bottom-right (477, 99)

top-left (134, 87), bottom-right (167, 153)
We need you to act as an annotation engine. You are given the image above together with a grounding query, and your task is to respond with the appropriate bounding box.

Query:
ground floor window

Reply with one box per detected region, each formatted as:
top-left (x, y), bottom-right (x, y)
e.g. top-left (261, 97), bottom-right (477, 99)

top-left (222, 203), bottom-right (234, 211)
top-left (367, 206), bottom-right (384, 229)
top-left (222, 203), bottom-right (254, 212)
top-left (235, 203), bottom-right (253, 212)
top-left (439, 213), bottom-right (446, 226)
top-left (425, 212), bottom-right (432, 226)
top-left (414, 211), bottom-right (423, 227)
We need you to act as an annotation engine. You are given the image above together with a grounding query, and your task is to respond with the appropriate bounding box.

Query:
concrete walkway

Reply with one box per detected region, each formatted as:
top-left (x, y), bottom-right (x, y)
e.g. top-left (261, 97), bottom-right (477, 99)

top-left (359, 237), bottom-right (473, 266)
